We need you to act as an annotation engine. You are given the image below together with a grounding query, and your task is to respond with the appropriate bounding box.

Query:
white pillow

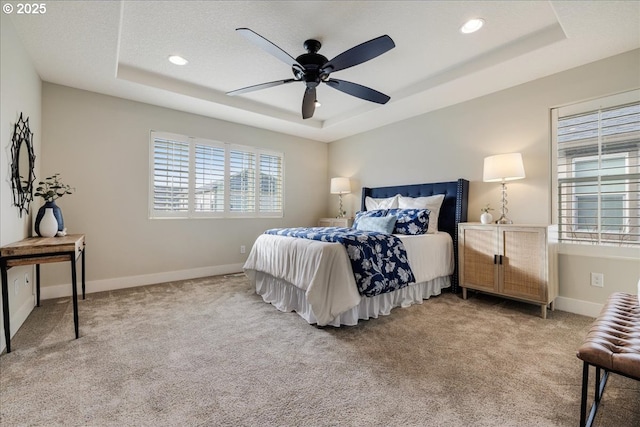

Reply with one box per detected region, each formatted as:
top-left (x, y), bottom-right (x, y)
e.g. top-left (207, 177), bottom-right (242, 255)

top-left (398, 194), bottom-right (445, 234)
top-left (365, 194), bottom-right (399, 211)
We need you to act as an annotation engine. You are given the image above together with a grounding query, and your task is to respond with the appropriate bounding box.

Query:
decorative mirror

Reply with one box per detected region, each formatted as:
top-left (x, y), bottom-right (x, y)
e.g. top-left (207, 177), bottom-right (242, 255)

top-left (10, 113), bottom-right (36, 217)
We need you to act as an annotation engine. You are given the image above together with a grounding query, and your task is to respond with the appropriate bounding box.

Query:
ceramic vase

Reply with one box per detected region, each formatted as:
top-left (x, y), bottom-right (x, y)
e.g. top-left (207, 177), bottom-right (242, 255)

top-left (38, 208), bottom-right (58, 237)
top-left (480, 212), bottom-right (493, 224)
top-left (35, 200), bottom-right (64, 236)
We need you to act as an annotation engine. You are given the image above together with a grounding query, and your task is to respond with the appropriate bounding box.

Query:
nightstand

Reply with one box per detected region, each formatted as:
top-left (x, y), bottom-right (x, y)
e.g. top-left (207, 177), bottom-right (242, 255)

top-left (318, 217), bottom-right (354, 227)
top-left (458, 223), bottom-right (558, 318)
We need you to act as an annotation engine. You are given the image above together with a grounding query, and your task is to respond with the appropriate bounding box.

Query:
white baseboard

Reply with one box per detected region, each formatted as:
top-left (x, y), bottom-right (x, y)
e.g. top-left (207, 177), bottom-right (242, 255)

top-left (39, 263), bottom-right (245, 300)
top-left (554, 296), bottom-right (603, 318)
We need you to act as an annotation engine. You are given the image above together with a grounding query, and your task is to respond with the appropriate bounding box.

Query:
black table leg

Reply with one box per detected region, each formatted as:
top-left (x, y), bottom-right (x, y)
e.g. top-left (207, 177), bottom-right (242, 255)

top-left (580, 362), bottom-right (588, 427)
top-left (81, 246), bottom-right (85, 300)
top-left (70, 253), bottom-right (79, 339)
top-left (1, 261), bottom-right (10, 353)
top-left (36, 264), bottom-right (40, 307)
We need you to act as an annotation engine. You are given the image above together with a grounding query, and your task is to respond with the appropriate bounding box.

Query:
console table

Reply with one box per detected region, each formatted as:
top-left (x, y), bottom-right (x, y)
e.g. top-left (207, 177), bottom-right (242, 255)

top-left (1, 234), bottom-right (85, 353)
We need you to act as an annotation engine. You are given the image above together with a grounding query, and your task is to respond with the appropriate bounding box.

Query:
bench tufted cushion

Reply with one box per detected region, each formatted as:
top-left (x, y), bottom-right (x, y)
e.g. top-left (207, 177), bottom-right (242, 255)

top-left (576, 292), bottom-right (640, 380)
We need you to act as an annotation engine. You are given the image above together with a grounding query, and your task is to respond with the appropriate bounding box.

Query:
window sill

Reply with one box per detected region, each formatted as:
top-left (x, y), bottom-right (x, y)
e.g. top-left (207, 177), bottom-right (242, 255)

top-left (149, 215), bottom-right (283, 220)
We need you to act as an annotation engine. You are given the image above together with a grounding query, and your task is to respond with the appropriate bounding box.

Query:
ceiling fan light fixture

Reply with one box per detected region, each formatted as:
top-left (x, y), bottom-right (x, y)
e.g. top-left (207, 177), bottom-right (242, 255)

top-left (168, 55), bottom-right (189, 66)
top-left (314, 100), bottom-right (321, 108)
top-left (460, 18), bottom-right (485, 34)
top-left (230, 28), bottom-right (395, 119)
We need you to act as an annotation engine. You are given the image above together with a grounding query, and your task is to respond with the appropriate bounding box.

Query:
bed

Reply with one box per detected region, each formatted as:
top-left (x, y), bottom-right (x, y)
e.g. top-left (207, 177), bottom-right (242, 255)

top-left (243, 179), bottom-right (469, 326)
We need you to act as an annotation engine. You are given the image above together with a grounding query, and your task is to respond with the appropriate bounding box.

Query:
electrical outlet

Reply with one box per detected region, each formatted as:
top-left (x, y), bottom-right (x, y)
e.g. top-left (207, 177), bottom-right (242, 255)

top-left (240, 245), bottom-right (246, 254)
top-left (590, 272), bottom-right (604, 288)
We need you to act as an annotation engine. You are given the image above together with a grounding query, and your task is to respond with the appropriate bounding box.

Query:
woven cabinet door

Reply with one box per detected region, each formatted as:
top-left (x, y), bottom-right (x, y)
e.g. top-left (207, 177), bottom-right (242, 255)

top-left (459, 225), bottom-right (499, 293)
top-left (499, 227), bottom-right (547, 302)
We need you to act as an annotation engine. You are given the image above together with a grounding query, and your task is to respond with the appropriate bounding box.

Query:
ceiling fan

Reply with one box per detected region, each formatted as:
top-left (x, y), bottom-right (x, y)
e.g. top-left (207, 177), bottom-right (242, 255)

top-left (227, 28), bottom-right (395, 119)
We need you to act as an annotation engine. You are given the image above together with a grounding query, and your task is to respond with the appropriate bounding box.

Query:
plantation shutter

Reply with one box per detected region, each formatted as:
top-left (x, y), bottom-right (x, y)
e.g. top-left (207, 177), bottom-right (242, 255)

top-left (152, 136), bottom-right (189, 213)
top-left (195, 143), bottom-right (225, 213)
top-left (555, 98), bottom-right (640, 247)
top-left (229, 148), bottom-right (256, 213)
top-left (259, 153), bottom-right (284, 214)
top-left (150, 131), bottom-right (283, 218)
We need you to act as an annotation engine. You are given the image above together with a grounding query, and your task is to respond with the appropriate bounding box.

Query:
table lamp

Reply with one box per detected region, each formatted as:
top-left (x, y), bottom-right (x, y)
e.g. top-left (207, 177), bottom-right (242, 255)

top-left (330, 177), bottom-right (351, 218)
top-left (483, 153), bottom-right (525, 224)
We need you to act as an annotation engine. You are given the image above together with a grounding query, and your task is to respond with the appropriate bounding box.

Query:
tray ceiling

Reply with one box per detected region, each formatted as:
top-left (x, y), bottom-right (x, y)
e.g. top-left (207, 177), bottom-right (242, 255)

top-left (8, 1), bottom-right (640, 142)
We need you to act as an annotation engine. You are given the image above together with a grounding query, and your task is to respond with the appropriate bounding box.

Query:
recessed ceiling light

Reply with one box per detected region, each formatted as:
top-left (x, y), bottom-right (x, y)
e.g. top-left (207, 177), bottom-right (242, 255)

top-left (460, 18), bottom-right (485, 34)
top-left (168, 55), bottom-right (188, 66)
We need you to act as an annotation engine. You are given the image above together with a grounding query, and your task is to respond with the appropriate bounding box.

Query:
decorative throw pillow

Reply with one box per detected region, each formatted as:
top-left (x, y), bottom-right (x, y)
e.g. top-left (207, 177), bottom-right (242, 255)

top-left (398, 194), bottom-right (445, 234)
top-left (386, 208), bottom-right (430, 235)
top-left (353, 209), bottom-right (388, 228)
top-left (364, 195), bottom-right (399, 211)
top-left (354, 215), bottom-right (397, 234)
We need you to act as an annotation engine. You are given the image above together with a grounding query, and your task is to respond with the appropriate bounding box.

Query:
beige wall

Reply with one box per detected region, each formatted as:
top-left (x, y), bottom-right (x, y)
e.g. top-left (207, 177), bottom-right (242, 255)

top-left (1, 15), bottom-right (42, 351)
top-left (328, 49), bottom-right (640, 312)
top-left (39, 84), bottom-right (328, 293)
top-left (559, 253), bottom-right (638, 303)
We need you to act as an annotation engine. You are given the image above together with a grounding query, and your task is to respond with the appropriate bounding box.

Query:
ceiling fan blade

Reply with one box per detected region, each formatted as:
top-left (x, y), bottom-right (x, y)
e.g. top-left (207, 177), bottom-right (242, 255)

top-left (321, 35), bottom-right (395, 74)
top-left (227, 79), bottom-right (296, 96)
top-left (302, 87), bottom-right (316, 119)
top-left (325, 79), bottom-right (390, 104)
top-left (236, 28), bottom-right (304, 70)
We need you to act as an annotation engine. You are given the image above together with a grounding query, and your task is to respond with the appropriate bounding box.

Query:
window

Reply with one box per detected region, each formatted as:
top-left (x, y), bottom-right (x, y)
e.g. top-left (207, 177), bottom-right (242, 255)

top-left (150, 131), bottom-right (284, 218)
top-left (194, 143), bottom-right (225, 213)
top-left (229, 149), bottom-right (256, 213)
top-left (259, 153), bottom-right (284, 213)
top-left (552, 90), bottom-right (640, 247)
top-left (152, 137), bottom-right (189, 213)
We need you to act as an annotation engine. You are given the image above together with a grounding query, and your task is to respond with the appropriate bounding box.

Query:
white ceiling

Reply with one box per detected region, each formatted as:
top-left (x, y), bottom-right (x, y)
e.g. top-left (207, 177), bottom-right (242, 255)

top-left (8, 1), bottom-right (640, 142)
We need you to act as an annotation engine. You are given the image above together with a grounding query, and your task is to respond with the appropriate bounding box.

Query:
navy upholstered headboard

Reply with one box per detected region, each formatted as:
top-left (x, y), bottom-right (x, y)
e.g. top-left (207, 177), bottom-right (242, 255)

top-left (361, 179), bottom-right (469, 293)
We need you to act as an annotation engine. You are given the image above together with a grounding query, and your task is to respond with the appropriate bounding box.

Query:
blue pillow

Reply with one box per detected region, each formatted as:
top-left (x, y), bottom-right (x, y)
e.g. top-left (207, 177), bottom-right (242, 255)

top-left (386, 208), bottom-right (430, 235)
top-left (354, 215), bottom-right (397, 234)
top-left (353, 209), bottom-right (388, 228)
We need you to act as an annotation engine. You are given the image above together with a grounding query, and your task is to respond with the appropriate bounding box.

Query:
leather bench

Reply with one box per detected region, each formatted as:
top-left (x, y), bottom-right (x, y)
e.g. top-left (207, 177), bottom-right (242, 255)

top-left (576, 292), bottom-right (640, 427)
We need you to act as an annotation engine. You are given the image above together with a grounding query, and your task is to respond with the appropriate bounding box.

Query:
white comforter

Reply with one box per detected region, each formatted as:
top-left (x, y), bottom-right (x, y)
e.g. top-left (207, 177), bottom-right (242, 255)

top-left (243, 231), bottom-right (454, 325)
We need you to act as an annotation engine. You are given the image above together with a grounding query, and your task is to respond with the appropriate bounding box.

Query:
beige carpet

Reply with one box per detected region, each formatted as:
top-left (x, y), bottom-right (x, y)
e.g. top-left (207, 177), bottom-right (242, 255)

top-left (1, 274), bottom-right (638, 426)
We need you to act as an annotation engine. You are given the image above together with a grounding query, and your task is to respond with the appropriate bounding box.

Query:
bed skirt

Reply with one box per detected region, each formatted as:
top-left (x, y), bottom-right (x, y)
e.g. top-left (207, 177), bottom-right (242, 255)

top-left (253, 271), bottom-right (451, 327)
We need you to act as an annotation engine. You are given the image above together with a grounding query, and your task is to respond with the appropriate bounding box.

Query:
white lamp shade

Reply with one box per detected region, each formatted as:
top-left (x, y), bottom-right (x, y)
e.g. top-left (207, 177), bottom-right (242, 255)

top-left (483, 153), bottom-right (526, 182)
top-left (330, 177), bottom-right (351, 194)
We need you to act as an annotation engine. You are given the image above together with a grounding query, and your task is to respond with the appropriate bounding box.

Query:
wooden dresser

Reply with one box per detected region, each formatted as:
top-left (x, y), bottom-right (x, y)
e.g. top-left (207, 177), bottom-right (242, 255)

top-left (458, 223), bottom-right (558, 318)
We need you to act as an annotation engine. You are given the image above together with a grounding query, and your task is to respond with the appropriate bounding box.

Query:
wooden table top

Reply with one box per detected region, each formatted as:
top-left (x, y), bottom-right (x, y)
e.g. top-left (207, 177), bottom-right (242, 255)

top-left (0, 234), bottom-right (85, 258)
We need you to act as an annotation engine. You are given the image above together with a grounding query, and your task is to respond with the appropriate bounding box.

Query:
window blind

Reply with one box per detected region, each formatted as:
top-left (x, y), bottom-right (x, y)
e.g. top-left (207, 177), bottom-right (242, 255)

top-left (229, 149), bottom-right (256, 213)
top-left (195, 144), bottom-right (225, 213)
top-left (153, 138), bottom-right (189, 213)
top-left (150, 131), bottom-right (282, 218)
top-left (259, 153), bottom-right (283, 213)
top-left (555, 99), bottom-right (640, 247)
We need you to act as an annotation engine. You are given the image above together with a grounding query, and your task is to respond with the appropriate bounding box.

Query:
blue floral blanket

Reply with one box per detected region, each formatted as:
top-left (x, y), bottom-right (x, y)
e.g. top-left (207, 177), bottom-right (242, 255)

top-left (264, 227), bottom-right (415, 297)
